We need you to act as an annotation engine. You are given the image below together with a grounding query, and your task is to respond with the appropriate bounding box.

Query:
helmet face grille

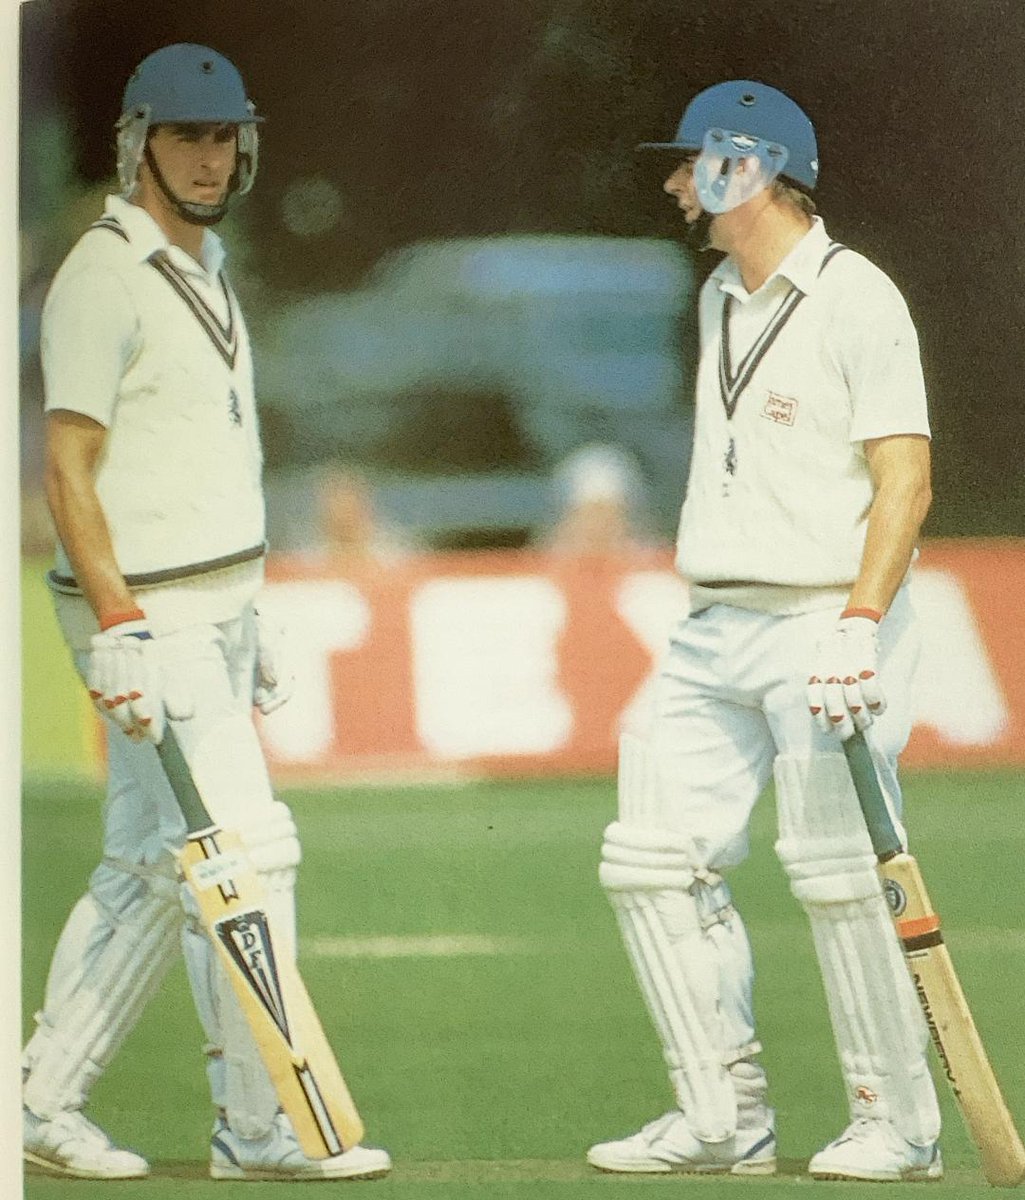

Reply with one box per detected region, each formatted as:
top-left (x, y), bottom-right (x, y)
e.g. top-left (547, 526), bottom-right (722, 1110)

top-left (694, 125), bottom-right (790, 214)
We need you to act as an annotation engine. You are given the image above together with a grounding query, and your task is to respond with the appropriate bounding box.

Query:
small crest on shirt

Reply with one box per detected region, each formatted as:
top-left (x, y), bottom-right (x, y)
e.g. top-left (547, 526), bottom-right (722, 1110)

top-left (761, 391), bottom-right (798, 426)
top-left (228, 388), bottom-right (242, 426)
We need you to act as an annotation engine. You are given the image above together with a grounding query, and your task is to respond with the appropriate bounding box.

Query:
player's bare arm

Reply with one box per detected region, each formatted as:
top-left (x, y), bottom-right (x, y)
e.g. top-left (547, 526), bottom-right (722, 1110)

top-left (43, 409), bottom-right (136, 625)
top-left (44, 409), bottom-right (176, 742)
top-left (848, 433), bottom-right (932, 617)
top-left (807, 434), bottom-right (931, 738)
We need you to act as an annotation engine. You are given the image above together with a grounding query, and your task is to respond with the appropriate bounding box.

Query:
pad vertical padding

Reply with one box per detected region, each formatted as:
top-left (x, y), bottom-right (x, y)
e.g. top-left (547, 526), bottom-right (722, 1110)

top-left (600, 816), bottom-right (738, 1142)
top-left (773, 753), bottom-right (940, 1146)
top-left (23, 870), bottom-right (182, 1118)
top-left (618, 731), bottom-right (661, 824)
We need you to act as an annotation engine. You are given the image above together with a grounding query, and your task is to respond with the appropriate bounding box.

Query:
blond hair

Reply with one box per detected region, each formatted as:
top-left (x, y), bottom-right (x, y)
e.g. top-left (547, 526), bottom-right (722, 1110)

top-left (772, 178), bottom-right (817, 216)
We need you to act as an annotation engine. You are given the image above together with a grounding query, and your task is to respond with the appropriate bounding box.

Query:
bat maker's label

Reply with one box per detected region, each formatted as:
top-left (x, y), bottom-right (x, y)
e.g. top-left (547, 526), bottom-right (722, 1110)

top-left (913, 972), bottom-right (960, 1096)
top-left (882, 877), bottom-right (907, 917)
top-left (191, 849), bottom-right (250, 890)
top-left (215, 910), bottom-right (292, 1041)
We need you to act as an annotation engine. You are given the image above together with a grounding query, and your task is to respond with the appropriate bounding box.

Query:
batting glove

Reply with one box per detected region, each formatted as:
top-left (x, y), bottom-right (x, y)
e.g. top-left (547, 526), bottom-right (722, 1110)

top-left (87, 612), bottom-right (194, 743)
top-left (253, 607), bottom-right (295, 715)
top-left (807, 609), bottom-right (886, 741)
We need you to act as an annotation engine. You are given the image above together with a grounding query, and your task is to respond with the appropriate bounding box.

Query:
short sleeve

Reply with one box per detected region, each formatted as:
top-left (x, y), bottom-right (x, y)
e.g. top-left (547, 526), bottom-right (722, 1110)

top-left (837, 271), bottom-right (931, 443)
top-left (41, 264), bottom-right (139, 427)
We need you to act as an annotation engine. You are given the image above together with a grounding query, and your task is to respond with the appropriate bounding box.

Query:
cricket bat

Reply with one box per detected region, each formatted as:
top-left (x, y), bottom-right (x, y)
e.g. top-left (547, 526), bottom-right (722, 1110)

top-left (156, 726), bottom-right (365, 1158)
top-left (843, 730), bottom-right (1025, 1188)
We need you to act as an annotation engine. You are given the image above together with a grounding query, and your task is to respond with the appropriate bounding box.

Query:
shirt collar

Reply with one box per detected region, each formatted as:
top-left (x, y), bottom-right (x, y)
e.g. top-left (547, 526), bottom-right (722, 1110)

top-left (104, 194), bottom-right (226, 278)
top-left (711, 215), bottom-right (832, 301)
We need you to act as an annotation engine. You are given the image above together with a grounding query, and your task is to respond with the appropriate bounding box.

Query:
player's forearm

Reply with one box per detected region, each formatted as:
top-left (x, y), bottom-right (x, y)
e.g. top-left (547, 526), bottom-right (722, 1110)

top-left (44, 460), bottom-right (138, 626)
top-left (846, 473), bottom-right (931, 617)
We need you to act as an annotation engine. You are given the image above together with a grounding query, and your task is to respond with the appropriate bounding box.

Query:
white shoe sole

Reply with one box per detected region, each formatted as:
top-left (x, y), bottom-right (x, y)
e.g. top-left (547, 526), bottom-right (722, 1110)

top-left (211, 1162), bottom-right (391, 1182)
top-left (587, 1152), bottom-right (776, 1176)
top-left (811, 1166), bottom-right (942, 1183)
top-left (25, 1150), bottom-right (149, 1180)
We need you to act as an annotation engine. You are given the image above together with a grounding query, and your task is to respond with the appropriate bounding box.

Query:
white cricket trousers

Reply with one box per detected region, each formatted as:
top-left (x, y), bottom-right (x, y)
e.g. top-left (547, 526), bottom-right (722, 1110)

top-left (646, 586), bottom-right (919, 866)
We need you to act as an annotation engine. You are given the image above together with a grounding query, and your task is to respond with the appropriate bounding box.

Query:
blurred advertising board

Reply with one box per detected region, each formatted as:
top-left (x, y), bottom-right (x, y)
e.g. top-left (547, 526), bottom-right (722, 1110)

top-left (21, 540), bottom-right (1025, 778)
top-left (256, 540), bottom-right (1025, 779)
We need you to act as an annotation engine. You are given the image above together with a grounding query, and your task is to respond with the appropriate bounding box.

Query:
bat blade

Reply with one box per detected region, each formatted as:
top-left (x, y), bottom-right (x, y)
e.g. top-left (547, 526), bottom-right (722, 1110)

top-left (879, 852), bottom-right (1025, 1189)
top-left (843, 731), bottom-right (1025, 1186)
top-left (180, 826), bottom-right (365, 1158)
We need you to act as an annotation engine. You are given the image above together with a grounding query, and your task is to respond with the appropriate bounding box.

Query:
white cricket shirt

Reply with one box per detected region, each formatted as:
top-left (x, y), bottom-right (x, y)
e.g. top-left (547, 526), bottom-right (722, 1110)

top-left (42, 195), bottom-right (266, 642)
top-left (676, 217), bottom-right (929, 612)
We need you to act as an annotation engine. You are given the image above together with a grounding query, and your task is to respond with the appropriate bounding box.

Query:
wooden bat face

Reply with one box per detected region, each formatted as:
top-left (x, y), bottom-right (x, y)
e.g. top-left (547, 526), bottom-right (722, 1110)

top-left (878, 854), bottom-right (1025, 1188)
top-left (179, 827), bottom-right (364, 1157)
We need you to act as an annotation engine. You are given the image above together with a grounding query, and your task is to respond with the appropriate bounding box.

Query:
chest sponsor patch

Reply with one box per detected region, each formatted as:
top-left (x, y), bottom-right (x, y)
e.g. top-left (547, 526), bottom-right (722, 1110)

top-left (761, 392), bottom-right (798, 426)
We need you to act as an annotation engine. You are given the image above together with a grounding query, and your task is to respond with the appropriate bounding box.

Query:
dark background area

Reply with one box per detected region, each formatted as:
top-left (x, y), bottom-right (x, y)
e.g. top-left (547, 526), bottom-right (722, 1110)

top-left (19, 0), bottom-right (1025, 537)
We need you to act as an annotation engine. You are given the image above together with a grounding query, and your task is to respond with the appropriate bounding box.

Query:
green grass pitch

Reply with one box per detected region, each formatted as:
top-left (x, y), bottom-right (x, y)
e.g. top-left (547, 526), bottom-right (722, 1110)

top-left (21, 767), bottom-right (1025, 1198)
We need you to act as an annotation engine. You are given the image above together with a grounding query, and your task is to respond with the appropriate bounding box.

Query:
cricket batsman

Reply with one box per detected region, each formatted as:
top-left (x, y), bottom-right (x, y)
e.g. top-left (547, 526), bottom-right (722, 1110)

top-left (21, 44), bottom-right (391, 1182)
top-left (587, 80), bottom-right (940, 1181)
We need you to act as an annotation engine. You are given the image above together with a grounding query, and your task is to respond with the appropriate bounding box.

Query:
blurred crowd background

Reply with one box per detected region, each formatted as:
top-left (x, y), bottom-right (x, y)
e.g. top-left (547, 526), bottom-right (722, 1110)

top-left (19, 0), bottom-right (1025, 562)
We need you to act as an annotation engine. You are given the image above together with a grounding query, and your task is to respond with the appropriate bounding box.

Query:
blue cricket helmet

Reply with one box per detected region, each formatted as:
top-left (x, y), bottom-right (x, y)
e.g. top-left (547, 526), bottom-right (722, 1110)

top-left (116, 44), bottom-right (262, 210)
top-left (638, 79), bottom-right (819, 190)
top-left (121, 43), bottom-right (261, 127)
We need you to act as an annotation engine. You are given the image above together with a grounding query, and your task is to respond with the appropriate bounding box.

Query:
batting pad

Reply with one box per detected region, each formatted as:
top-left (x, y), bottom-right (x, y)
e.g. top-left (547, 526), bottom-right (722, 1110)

top-left (618, 732), bottom-right (662, 824)
top-left (23, 856), bottom-right (182, 1118)
top-left (774, 753), bottom-right (940, 1146)
top-left (601, 819), bottom-right (748, 1142)
top-left (181, 800), bottom-right (301, 1139)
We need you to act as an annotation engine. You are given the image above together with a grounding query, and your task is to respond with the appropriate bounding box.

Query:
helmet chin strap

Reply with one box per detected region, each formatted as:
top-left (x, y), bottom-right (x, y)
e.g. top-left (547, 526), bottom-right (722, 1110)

top-left (143, 142), bottom-right (233, 227)
top-left (684, 209), bottom-right (715, 253)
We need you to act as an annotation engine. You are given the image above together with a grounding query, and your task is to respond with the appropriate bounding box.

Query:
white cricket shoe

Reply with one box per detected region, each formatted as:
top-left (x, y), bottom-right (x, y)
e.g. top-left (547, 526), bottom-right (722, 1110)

top-left (210, 1112), bottom-right (392, 1181)
top-left (809, 1118), bottom-right (943, 1182)
top-left (23, 1107), bottom-right (149, 1179)
top-left (587, 1110), bottom-right (777, 1175)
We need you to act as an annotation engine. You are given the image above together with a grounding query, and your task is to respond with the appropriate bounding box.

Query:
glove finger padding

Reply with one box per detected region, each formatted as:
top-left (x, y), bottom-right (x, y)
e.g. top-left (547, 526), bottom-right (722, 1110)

top-left (806, 676), bottom-right (833, 735)
top-left (86, 646), bottom-right (114, 715)
top-left (87, 617), bottom-right (193, 743)
top-left (89, 642), bottom-right (138, 737)
top-left (840, 676), bottom-right (872, 732)
top-left (822, 676), bottom-right (855, 740)
top-left (253, 609), bottom-right (295, 715)
top-left (808, 613), bottom-right (882, 738)
top-left (123, 637), bottom-right (158, 740)
top-left (856, 669), bottom-right (886, 715)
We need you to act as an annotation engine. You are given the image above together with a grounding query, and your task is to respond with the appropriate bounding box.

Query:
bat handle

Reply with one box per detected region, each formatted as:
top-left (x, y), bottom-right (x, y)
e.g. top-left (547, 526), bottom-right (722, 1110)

top-left (841, 730), bottom-right (903, 861)
top-left (155, 726), bottom-right (215, 834)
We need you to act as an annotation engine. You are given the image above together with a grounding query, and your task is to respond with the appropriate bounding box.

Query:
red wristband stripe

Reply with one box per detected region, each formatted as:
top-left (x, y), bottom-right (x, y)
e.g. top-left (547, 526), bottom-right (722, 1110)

top-left (99, 607), bottom-right (147, 631)
top-left (841, 607), bottom-right (883, 623)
